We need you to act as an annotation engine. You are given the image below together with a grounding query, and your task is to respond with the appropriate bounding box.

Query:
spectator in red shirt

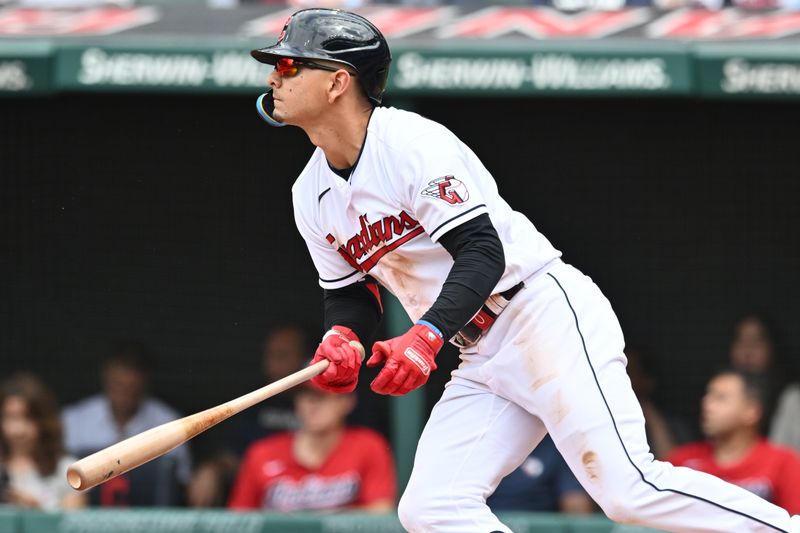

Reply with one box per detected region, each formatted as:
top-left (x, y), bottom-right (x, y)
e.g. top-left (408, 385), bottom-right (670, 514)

top-left (667, 369), bottom-right (800, 514)
top-left (189, 325), bottom-right (306, 508)
top-left (228, 381), bottom-right (396, 512)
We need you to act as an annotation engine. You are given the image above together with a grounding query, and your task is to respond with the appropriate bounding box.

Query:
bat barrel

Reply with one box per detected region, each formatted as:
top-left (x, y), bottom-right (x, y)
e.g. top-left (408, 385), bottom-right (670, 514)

top-left (64, 418), bottom-right (193, 492)
top-left (67, 448), bottom-right (126, 492)
top-left (65, 359), bottom-right (333, 492)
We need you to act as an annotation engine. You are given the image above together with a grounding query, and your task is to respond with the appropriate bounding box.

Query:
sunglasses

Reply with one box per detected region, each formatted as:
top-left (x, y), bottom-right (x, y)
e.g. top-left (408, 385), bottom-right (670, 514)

top-left (274, 57), bottom-right (357, 78)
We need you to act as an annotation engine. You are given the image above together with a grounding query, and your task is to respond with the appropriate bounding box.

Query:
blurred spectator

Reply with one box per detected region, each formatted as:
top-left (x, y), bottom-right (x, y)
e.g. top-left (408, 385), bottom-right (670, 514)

top-left (228, 382), bottom-right (396, 511)
top-left (62, 340), bottom-right (191, 506)
top-left (728, 314), bottom-right (800, 452)
top-left (229, 325), bottom-right (307, 454)
top-left (625, 345), bottom-right (694, 459)
top-left (487, 435), bottom-right (593, 514)
top-left (188, 324), bottom-right (306, 508)
top-left (0, 373), bottom-right (86, 510)
top-left (771, 384), bottom-right (800, 454)
top-left (667, 369), bottom-right (800, 514)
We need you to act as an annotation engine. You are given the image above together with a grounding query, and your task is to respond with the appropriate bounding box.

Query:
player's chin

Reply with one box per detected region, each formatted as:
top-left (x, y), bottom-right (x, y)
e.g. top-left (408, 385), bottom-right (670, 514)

top-left (271, 102), bottom-right (292, 124)
top-left (272, 111), bottom-right (290, 125)
top-left (279, 104), bottom-right (320, 128)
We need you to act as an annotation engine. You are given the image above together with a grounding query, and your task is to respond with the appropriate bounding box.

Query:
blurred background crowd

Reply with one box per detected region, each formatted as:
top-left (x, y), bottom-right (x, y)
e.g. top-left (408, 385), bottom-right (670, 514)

top-left (2, 314), bottom-right (799, 514)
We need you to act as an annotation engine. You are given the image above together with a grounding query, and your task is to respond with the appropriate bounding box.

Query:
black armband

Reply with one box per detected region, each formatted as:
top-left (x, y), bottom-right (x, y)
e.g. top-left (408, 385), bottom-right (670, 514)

top-left (419, 214), bottom-right (505, 341)
top-left (323, 277), bottom-right (383, 344)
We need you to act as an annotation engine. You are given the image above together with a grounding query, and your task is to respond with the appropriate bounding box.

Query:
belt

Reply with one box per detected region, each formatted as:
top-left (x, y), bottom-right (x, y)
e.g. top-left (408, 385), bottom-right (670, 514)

top-left (451, 281), bottom-right (525, 349)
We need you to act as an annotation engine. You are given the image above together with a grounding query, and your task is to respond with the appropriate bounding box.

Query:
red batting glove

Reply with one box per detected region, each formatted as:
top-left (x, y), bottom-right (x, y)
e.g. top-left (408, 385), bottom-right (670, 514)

top-left (368, 322), bottom-right (444, 396)
top-left (310, 326), bottom-right (365, 393)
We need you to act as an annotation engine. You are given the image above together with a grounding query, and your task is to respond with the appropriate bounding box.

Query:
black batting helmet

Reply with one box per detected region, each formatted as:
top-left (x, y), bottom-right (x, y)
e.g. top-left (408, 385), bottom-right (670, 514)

top-left (251, 8), bottom-right (392, 106)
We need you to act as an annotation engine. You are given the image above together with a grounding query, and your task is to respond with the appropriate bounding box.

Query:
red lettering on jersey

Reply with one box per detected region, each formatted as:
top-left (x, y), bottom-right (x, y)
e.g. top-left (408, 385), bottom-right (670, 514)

top-left (326, 210), bottom-right (423, 273)
top-left (327, 233), bottom-right (361, 271)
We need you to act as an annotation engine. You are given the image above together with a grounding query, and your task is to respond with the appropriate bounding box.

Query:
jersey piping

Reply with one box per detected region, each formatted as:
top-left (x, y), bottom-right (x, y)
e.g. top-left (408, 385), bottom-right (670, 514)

top-left (428, 204), bottom-right (487, 240)
top-left (548, 272), bottom-right (789, 533)
top-left (319, 270), bottom-right (360, 283)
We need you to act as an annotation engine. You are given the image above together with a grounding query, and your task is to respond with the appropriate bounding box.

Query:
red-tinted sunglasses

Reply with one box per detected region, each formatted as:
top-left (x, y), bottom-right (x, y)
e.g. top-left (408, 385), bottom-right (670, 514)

top-left (274, 57), bottom-right (356, 78)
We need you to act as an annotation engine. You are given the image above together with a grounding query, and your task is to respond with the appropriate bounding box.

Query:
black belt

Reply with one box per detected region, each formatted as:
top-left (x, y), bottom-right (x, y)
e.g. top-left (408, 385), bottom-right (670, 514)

top-left (452, 281), bottom-right (525, 348)
top-left (499, 281), bottom-right (524, 301)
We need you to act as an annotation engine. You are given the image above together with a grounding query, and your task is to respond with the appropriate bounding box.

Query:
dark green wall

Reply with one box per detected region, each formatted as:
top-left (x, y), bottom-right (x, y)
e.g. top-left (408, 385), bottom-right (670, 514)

top-left (2, 94), bottom-right (799, 437)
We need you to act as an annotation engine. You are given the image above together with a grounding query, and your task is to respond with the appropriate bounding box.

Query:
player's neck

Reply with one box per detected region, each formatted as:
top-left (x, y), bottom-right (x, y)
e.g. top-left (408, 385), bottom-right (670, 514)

top-left (293, 426), bottom-right (344, 469)
top-left (306, 106), bottom-right (372, 170)
top-left (6, 447), bottom-right (36, 467)
top-left (711, 429), bottom-right (760, 466)
top-left (111, 405), bottom-right (137, 430)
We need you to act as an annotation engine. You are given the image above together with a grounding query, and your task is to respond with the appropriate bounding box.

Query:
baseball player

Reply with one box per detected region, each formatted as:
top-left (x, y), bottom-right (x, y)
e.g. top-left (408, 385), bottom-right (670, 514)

top-left (250, 9), bottom-right (800, 533)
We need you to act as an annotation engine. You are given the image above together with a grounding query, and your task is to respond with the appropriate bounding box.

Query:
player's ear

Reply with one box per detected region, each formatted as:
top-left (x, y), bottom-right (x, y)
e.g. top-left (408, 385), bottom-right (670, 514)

top-left (742, 401), bottom-right (762, 428)
top-left (327, 70), bottom-right (353, 104)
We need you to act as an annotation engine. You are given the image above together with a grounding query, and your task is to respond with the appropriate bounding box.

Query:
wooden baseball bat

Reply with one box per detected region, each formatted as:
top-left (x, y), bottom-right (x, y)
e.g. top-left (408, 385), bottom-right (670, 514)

top-left (66, 359), bottom-right (330, 491)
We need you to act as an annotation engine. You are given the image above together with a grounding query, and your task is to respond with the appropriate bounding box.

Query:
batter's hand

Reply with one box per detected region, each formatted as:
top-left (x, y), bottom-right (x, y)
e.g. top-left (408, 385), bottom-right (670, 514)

top-left (310, 326), bottom-right (365, 393)
top-left (368, 322), bottom-right (444, 396)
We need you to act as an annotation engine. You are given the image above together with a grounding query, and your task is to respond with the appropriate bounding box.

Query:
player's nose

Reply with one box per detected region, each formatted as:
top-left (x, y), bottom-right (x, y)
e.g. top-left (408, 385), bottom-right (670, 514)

top-left (268, 69), bottom-right (281, 88)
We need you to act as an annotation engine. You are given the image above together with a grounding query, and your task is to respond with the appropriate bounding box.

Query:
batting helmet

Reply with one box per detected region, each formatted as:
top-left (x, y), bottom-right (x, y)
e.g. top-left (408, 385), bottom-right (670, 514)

top-left (251, 9), bottom-right (392, 126)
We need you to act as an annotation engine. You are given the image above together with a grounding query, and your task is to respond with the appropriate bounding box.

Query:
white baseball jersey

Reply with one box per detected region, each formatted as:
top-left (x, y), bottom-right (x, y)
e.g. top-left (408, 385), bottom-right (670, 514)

top-left (290, 106), bottom-right (800, 533)
top-left (292, 106), bottom-right (561, 323)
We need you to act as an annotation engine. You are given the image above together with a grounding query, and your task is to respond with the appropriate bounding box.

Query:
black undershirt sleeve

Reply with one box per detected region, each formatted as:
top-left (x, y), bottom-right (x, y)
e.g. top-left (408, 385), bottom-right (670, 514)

top-left (323, 278), bottom-right (382, 344)
top-left (419, 213), bottom-right (505, 340)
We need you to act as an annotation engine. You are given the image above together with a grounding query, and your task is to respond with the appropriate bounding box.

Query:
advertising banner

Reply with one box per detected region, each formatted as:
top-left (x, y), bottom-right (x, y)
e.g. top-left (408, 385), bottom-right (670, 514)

top-left (390, 44), bottom-right (692, 95)
top-left (696, 45), bottom-right (800, 96)
top-left (55, 43), bottom-right (267, 93)
top-left (0, 41), bottom-right (52, 94)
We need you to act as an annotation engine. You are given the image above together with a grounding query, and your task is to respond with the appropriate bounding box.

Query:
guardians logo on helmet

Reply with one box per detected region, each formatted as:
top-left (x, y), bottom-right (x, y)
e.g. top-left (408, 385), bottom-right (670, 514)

top-left (277, 16), bottom-right (290, 43)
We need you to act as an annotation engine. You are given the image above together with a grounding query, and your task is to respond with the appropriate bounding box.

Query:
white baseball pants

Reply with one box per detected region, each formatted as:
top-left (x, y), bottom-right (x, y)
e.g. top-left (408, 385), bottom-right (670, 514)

top-left (398, 261), bottom-right (799, 533)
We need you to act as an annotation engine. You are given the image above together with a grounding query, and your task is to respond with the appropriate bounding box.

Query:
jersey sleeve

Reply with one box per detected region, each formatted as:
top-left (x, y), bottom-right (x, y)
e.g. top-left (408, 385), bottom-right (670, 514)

top-left (357, 430), bottom-right (397, 505)
top-left (404, 131), bottom-right (490, 243)
top-left (227, 443), bottom-right (265, 510)
top-left (293, 188), bottom-right (365, 290)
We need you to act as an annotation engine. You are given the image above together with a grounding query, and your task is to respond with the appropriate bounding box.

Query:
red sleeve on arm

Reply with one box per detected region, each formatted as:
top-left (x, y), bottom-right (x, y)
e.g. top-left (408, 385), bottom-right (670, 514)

top-left (774, 449), bottom-right (800, 515)
top-left (228, 445), bottom-right (263, 510)
top-left (357, 430), bottom-right (398, 505)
